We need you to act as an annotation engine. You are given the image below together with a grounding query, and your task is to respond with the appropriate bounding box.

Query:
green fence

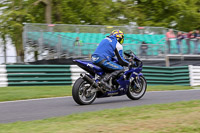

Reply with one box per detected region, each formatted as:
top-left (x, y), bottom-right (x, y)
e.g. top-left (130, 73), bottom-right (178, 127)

top-left (142, 66), bottom-right (190, 85)
top-left (6, 65), bottom-right (72, 86)
top-left (1, 65), bottom-right (190, 87)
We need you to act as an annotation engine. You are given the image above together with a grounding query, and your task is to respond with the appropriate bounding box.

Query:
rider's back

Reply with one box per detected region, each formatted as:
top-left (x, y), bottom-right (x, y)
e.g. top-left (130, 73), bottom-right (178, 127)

top-left (92, 36), bottom-right (117, 61)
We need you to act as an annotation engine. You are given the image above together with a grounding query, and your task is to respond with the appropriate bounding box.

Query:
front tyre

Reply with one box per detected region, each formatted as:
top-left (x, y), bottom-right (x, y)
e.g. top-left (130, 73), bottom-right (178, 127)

top-left (72, 77), bottom-right (97, 105)
top-left (126, 76), bottom-right (147, 100)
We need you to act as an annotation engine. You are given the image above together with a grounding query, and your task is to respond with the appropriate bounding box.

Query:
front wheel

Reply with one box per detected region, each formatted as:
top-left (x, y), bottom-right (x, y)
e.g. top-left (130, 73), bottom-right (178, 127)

top-left (72, 77), bottom-right (97, 105)
top-left (126, 76), bottom-right (147, 100)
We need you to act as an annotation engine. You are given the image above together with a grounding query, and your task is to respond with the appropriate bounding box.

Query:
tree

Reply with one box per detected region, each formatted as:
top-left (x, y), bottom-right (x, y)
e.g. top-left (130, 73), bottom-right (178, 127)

top-left (0, 0), bottom-right (34, 62)
top-left (130, 0), bottom-right (200, 31)
top-left (34, 0), bottom-right (52, 24)
top-left (0, 0), bottom-right (200, 64)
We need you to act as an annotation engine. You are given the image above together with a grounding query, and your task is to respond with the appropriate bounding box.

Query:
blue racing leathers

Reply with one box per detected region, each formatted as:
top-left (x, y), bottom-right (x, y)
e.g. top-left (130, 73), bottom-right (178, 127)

top-left (91, 35), bottom-right (129, 71)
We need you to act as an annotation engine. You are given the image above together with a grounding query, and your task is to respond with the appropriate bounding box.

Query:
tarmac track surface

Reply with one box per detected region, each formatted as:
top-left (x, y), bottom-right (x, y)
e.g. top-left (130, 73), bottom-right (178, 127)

top-left (0, 89), bottom-right (200, 123)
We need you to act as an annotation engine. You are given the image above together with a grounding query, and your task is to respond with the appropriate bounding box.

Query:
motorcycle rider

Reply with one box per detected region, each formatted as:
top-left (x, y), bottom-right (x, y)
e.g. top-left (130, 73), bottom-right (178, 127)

top-left (91, 30), bottom-right (129, 89)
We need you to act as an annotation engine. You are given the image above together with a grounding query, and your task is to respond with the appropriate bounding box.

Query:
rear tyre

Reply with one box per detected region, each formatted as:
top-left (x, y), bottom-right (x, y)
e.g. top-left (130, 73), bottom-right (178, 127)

top-left (126, 76), bottom-right (147, 100)
top-left (72, 77), bottom-right (96, 105)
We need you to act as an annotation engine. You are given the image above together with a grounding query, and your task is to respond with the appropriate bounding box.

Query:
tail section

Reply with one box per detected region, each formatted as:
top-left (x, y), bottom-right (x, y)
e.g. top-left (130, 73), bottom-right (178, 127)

top-left (73, 60), bottom-right (104, 76)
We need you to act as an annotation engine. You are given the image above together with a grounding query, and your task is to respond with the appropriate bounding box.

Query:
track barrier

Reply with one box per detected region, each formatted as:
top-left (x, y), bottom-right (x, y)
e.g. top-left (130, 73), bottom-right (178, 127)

top-left (0, 65), bottom-right (197, 87)
top-left (189, 65), bottom-right (200, 86)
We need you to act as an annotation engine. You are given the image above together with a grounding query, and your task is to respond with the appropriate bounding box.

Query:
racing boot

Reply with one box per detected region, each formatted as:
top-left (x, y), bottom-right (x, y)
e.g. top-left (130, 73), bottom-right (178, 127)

top-left (103, 69), bottom-right (124, 82)
top-left (101, 70), bottom-right (124, 90)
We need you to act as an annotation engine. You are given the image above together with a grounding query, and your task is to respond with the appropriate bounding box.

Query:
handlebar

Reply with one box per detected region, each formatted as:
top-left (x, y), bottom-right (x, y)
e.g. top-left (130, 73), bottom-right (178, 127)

top-left (127, 56), bottom-right (143, 69)
top-left (123, 50), bottom-right (143, 69)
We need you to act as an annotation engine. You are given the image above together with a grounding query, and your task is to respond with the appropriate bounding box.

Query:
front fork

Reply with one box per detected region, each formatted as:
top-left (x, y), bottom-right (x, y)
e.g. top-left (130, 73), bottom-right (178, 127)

top-left (129, 73), bottom-right (142, 88)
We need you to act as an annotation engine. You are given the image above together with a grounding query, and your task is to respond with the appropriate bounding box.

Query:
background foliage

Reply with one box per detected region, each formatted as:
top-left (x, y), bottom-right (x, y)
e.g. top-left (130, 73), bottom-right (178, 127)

top-left (0, 0), bottom-right (200, 60)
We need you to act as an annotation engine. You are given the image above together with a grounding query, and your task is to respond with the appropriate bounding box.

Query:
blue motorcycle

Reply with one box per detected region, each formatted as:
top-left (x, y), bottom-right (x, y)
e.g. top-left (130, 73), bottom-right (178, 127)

top-left (72, 50), bottom-right (147, 105)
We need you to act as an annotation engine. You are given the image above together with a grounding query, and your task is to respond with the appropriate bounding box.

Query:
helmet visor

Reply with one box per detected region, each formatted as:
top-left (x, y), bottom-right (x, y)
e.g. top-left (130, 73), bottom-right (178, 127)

top-left (120, 38), bottom-right (124, 44)
top-left (120, 35), bottom-right (124, 44)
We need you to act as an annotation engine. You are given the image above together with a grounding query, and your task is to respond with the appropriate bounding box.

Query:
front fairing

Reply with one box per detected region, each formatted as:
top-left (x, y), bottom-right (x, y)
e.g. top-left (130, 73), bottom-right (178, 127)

top-left (117, 67), bottom-right (143, 90)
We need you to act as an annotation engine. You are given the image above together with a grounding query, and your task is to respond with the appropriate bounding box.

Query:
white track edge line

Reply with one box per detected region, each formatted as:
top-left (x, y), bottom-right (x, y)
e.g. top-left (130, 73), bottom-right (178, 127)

top-left (0, 96), bottom-right (72, 104)
top-left (148, 89), bottom-right (200, 93)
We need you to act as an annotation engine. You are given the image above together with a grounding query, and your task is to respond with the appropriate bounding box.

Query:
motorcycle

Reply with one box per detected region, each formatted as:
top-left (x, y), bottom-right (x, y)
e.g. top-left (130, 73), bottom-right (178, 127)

top-left (72, 50), bottom-right (147, 105)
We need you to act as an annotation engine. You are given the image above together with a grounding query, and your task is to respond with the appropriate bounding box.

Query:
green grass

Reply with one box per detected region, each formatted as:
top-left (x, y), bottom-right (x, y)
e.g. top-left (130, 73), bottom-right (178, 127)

top-left (0, 85), bottom-right (196, 102)
top-left (0, 100), bottom-right (200, 133)
top-left (0, 86), bottom-right (72, 102)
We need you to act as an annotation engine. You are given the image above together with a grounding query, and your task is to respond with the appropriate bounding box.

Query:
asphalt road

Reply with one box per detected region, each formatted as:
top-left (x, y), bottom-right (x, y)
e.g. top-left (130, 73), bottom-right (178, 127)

top-left (0, 89), bottom-right (200, 123)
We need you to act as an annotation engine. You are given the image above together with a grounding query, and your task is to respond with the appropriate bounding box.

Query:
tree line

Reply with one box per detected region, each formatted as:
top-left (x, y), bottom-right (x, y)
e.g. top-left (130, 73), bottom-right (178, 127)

top-left (0, 0), bottom-right (200, 62)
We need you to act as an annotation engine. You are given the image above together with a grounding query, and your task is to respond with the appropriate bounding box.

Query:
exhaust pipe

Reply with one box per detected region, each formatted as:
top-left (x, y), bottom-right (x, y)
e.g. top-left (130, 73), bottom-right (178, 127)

top-left (80, 73), bottom-right (99, 88)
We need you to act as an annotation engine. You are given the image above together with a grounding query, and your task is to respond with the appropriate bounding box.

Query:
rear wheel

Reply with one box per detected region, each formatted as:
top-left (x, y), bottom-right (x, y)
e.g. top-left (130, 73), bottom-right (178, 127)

top-left (72, 77), bottom-right (97, 105)
top-left (126, 76), bottom-right (147, 100)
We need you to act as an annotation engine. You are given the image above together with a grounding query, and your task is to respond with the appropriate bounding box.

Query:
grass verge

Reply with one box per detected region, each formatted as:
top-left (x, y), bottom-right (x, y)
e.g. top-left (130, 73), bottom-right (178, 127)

top-left (0, 85), bottom-right (196, 102)
top-left (0, 100), bottom-right (200, 133)
top-left (0, 86), bottom-right (72, 102)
